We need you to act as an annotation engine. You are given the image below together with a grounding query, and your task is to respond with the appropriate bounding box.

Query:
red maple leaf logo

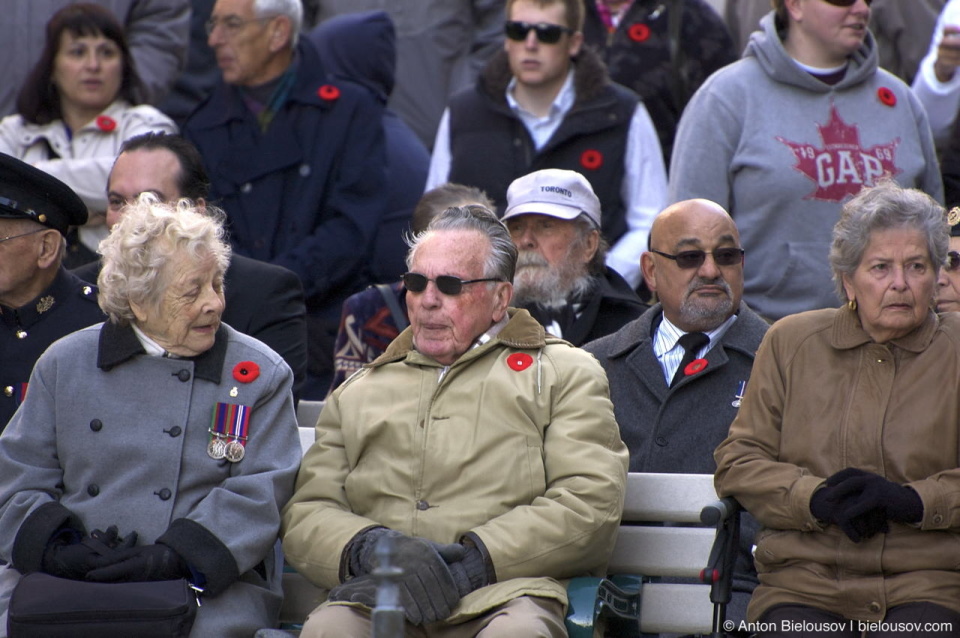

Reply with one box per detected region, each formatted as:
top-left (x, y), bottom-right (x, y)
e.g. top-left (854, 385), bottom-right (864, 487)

top-left (776, 104), bottom-right (900, 202)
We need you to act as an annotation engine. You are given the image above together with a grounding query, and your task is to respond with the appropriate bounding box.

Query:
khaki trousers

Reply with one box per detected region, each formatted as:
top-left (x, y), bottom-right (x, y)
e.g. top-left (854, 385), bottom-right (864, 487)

top-left (299, 595), bottom-right (567, 638)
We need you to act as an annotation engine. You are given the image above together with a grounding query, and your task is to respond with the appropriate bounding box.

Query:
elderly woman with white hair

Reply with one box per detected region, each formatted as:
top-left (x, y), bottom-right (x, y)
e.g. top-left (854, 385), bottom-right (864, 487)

top-left (715, 181), bottom-right (960, 634)
top-left (0, 196), bottom-right (301, 635)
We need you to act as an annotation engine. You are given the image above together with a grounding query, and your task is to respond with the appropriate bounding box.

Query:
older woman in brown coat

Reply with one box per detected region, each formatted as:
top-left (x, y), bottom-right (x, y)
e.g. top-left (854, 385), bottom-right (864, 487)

top-left (715, 181), bottom-right (960, 635)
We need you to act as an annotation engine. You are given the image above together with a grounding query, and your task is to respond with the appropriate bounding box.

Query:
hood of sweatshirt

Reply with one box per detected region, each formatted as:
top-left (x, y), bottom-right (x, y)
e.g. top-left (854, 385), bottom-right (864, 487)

top-left (308, 10), bottom-right (396, 103)
top-left (745, 11), bottom-right (878, 93)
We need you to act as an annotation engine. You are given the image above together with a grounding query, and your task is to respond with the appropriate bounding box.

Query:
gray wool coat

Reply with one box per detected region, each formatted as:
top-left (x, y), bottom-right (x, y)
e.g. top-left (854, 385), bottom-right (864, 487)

top-left (0, 321), bottom-right (301, 637)
top-left (584, 301), bottom-right (769, 622)
top-left (584, 302), bottom-right (769, 474)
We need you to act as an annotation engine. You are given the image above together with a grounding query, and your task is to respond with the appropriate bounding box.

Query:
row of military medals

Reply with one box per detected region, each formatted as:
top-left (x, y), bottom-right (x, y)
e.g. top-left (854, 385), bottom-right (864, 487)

top-left (208, 401), bottom-right (250, 462)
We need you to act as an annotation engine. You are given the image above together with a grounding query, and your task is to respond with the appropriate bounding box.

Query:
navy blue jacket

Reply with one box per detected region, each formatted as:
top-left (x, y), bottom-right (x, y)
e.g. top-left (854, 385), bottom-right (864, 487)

top-left (182, 40), bottom-right (387, 314)
top-left (0, 268), bottom-right (105, 428)
top-left (309, 11), bottom-right (429, 283)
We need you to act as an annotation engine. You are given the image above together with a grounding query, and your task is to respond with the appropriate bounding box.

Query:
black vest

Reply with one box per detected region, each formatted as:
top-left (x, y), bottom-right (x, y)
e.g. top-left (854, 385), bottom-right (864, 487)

top-left (447, 71), bottom-right (638, 245)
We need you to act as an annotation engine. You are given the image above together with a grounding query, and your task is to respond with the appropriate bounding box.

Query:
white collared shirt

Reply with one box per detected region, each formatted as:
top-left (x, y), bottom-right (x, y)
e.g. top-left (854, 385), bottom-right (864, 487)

top-left (132, 324), bottom-right (175, 357)
top-left (653, 313), bottom-right (738, 385)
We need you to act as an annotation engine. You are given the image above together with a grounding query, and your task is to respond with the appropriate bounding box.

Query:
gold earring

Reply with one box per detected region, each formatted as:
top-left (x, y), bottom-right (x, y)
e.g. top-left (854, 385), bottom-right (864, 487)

top-left (847, 299), bottom-right (857, 311)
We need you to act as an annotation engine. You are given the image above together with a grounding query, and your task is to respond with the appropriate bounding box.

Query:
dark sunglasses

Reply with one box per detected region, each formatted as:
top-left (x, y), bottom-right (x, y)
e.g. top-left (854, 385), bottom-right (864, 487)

top-left (946, 251), bottom-right (960, 272)
top-left (504, 20), bottom-right (574, 44)
top-left (650, 248), bottom-right (745, 269)
top-left (402, 272), bottom-right (503, 295)
top-left (821, 0), bottom-right (872, 6)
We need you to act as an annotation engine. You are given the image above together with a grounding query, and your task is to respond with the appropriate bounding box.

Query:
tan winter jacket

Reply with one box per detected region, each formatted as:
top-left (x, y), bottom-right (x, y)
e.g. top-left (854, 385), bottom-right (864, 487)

top-left (715, 307), bottom-right (960, 622)
top-left (281, 308), bottom-right (628, 620)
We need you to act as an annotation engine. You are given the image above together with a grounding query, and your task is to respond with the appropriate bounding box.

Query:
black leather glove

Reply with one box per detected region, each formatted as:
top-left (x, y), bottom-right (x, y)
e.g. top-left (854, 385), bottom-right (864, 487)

top-left (346, 528), bottom-right (461, 625)
top-left (41, 526), bottom-right (135, 580)
top-left (86, 543), bottom-right (189, 583)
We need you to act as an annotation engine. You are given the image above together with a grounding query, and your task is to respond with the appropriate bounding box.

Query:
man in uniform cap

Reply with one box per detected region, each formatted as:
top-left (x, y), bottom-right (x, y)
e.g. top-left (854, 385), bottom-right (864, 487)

top-left (0, 153), bottom-right (105, 428)
top-left (502, 168), bottom-right (646, 345)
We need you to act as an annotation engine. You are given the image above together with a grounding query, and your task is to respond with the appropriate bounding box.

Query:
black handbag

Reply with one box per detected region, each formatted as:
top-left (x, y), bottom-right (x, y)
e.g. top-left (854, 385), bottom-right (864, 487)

top-left (8, 572), bottom-right (198, 637)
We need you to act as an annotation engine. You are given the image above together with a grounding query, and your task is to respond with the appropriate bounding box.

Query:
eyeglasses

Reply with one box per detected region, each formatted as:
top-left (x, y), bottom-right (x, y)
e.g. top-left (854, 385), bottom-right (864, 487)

top-left (204, 15), bottom-right (274, 37)
top-left (504, 21), bottom-right (575, 44)
top-left (402, 272), bottom-right (503, 295)
top-left (821, 0), bottom-right (872, 7)
top-left (0, 228), bottom-right (47, 244)
top-left (649, 247), bottom-right (744, 269)
top-left (946, 251), bottom-right (960, 272)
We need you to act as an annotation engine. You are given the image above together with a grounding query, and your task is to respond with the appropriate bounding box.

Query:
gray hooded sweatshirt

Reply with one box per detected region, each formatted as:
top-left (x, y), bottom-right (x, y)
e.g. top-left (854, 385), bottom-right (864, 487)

top-left (669, 12), bottom-right (942, 321)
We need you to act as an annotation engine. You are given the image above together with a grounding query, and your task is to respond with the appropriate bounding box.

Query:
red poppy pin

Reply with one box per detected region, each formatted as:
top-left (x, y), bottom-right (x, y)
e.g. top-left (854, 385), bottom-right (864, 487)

top-left (233, 361), bottom-right (260, 383)
top-left (317, 84), bottom-right (340, 101)
top-left (628, 23), bottom-right (651, 42)
top-left (95, 115), bottom-right (117, 132)
top-left (507, 353), bottom-right (533, 371)
top-left (684, 358), bottom-right (707, 376)
top-left (580, 149), bottom-right (603, 171)
top-left (877, 87), bottom-right (896, 107)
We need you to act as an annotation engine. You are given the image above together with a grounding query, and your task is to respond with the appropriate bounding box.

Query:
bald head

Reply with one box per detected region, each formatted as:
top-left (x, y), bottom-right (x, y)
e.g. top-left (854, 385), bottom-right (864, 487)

top-left (642, 199), bottom-right (744, 331)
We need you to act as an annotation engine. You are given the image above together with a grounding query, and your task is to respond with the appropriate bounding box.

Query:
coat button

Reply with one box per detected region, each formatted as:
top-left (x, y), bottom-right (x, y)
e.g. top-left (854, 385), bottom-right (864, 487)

top-left (3, 386), bottom-right (12, 397)
top-left (416, 500), bottom-right (430, 511)
top-left (868, 601), bottom-right (881, 613)
top-left (87, 484), bottom-right (100, 497)
top-left (299, 164), bottom-right (311, 176)
top-left (934, 513), bottom-right (944, 525)
top-left (175, 369), bottom-right (191, 382)
top-left (155, 488), bottom-right (172, 501)
top-left (240, 182), bottom-right (252, 194)
top-left (164, 426), bottom-right (182, 437)
top-left (655, 436), bottom-right (667, 447)
top-left (89, 419), bottom-right (103, 432)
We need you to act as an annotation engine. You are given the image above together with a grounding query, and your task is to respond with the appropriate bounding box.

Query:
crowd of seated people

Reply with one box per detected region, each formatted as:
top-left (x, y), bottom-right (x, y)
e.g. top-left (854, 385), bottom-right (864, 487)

top-left (1, 0), bottom-right (959, 636)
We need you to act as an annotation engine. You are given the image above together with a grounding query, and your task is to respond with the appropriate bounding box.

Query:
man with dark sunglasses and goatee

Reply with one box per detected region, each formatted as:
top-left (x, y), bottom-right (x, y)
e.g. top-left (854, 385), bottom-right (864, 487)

top-left (425, 0), bottom-right (667, 293)
top-left (282, 204), bottom-right (628, 637)
top-left (585, 198), bottom-right (768, 629)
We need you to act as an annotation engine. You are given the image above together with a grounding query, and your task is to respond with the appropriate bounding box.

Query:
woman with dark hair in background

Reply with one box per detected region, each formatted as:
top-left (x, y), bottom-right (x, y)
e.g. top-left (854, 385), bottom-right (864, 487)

top-left (0, 3), bottom-right (175, 267)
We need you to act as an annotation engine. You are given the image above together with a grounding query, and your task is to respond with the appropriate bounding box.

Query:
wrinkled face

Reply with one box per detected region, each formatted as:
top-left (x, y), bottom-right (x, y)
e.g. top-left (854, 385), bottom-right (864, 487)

top-left (406, 230), bottom-right (512, 365)
top-left (505, 0), bottom-right (582, 93)
top-left (642, 202), bottom-right (744, 332)
top-left (208, 0), bottom-right (284, 86)
top-left (131, 251), bottom-right (225, 357)
top-left (506, 214), bottom-right (596, 305)
top-left (107, 148), bottom-right (184, 228)
top-left (786, 0), bottom-right (870, 66)
top-left (0, 220), bottom-right (50, 308)
top-left (936, 236), bottom-right (960, 313)
top-left (843, 227), bottom-right (935, 343)
top-left (52, 31), bottom-right (123, 116)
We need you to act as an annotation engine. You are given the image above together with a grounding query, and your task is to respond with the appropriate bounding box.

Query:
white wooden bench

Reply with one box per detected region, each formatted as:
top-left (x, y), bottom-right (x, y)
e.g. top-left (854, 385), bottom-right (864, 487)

top-left (280, 406), bottom-right (739, 635)
top-left (565, 472), bottom-right (740, 637)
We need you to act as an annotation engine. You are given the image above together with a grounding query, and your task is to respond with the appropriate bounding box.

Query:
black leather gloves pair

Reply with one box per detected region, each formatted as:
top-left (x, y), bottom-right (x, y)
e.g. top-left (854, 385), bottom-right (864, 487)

top-left (42, 525), bottom-right (189, 582)
top-left (329, 528), bottom-right (489, 626)
top-left (810, 468), bottom-right (923, 542)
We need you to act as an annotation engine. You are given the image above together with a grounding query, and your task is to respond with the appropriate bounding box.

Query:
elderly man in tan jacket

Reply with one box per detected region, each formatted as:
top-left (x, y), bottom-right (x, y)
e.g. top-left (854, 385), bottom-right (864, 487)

top-left (281, 205), bottom-right (628, 637)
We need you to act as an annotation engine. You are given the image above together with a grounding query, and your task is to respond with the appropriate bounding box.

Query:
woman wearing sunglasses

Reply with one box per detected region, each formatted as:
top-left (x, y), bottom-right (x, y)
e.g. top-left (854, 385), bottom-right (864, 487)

top-left (669, 0), bottom-right (941, 324)
top-left (716, 181), bottom-right (960, 634)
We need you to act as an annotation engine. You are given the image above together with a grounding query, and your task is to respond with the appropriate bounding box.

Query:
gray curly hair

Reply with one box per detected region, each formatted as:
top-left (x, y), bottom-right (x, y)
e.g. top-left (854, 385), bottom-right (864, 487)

top-left (830, 180), bottom-right (947, 302)
top-left (97, 194), bottom-right (231, 324)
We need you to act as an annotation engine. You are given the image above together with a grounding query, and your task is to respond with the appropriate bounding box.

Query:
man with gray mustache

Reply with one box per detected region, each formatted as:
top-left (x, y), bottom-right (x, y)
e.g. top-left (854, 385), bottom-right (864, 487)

top-left (584, 198), bottom-right (768, 625)
top-left (503, 168), bottom-right (647, 345)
